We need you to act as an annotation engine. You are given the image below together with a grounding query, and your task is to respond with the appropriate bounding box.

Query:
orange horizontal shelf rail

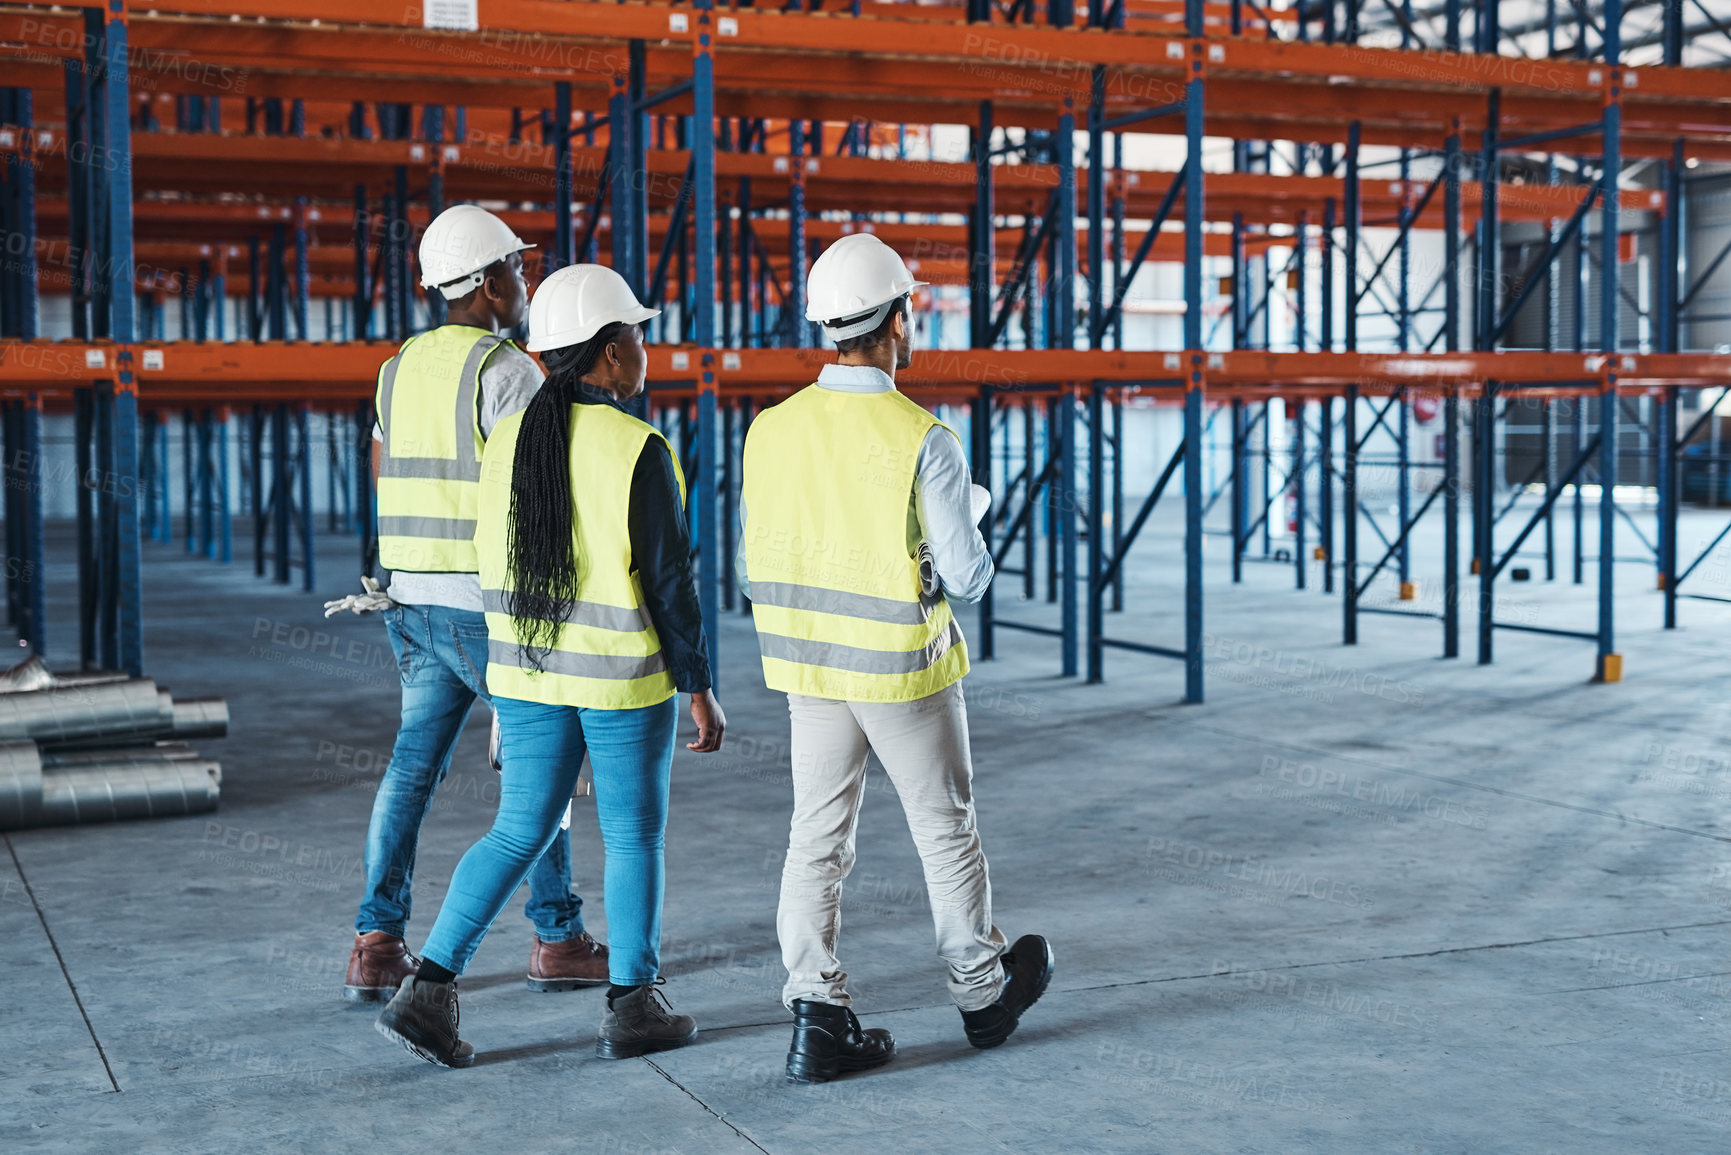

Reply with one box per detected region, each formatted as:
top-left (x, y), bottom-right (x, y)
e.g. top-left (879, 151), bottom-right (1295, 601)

top-left (0, 127), bottom-right (1672, 226)
top-left (4, 341), bottom-right (1724, 405)
top-left (3, 7), bottom-right (1727, 156)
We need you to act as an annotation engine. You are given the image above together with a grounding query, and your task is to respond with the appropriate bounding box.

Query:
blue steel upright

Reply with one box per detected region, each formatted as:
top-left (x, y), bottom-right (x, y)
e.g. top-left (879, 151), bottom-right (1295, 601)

top-left (105, 4), bottom-right (144, 677)
top-left (1597, 1), bottom-right (1622, 681)
top-left (1182, 8), bottom-right (1205, 704)
top-left (691, 0), bottom-right (721, 690)
top-left (1056, 101), bottom-right (1078, 677)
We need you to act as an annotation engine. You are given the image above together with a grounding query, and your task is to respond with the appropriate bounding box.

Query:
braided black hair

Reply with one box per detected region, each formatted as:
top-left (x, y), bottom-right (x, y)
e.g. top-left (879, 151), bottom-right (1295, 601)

top-left (504, 323), bottom-right (625, 672)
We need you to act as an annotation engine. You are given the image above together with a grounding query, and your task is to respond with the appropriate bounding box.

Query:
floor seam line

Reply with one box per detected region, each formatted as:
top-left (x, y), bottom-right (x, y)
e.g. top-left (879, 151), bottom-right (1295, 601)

top-left (1545, 966), bottom-right (1731, 995)
top-left (676, 919), bottom-right (1731, 1029)
top-left (640, 1054), bottom-right (771, 1153)
top-left (5, 834), bottom-right (121, 1094)
top-left (1051, 918), bottom-right (1731, 994)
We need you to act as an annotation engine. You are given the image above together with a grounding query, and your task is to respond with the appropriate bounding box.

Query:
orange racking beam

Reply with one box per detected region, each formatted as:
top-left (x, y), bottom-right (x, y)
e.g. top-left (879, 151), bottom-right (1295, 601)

top-left (5, 128), bottom-right (1667, 229)
top-left (101, 2), bottom-right (1731, 106)
top-left (4, 341), bottom-right (1727, 407)
top-left (29, 195), bottom-right (1251, 269)
top-left (703, 347), bottom-right (1731, 395)
top-left (3, 8), bottom-right (1727, 158)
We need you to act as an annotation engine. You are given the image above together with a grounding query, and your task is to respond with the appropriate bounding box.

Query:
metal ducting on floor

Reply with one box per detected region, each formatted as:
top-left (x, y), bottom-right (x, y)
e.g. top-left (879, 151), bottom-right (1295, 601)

top-left (0, 657), bottom-right (227, 832)
top-left (170, 698), bottom-right (229, 740)
top-left (0, 680), bottom-right (171, 744)
top-left (37, 760), bottom-right (222, 827)
top-left (39, 743), bottom-right (199, 767)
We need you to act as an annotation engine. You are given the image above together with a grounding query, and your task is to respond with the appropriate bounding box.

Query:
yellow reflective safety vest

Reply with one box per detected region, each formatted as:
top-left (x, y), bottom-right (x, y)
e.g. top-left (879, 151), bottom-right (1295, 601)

top-left (374, 325), bottom-right (512, 573)
top-left (742, 383), bottom-right (968, 704)
top-left (477, 401), bottom-right (686, 710)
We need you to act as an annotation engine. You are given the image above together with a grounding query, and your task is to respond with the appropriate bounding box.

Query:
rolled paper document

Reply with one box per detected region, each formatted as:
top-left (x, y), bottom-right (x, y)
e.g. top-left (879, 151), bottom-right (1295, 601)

top-left (916, 541), bottom-right (939, 597)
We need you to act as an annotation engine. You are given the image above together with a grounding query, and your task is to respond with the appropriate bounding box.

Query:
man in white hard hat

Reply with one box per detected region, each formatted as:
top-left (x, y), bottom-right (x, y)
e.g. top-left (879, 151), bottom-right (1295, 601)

top-left (338, 205), bottom-right (607, 1002)
top-left (738, 233), bottom-right (1054, 1083)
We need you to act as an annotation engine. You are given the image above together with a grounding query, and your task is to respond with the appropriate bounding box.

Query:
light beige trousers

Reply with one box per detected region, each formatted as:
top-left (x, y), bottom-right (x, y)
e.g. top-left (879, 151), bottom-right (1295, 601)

top-left (778, 682), bottom-right (1008, 1012)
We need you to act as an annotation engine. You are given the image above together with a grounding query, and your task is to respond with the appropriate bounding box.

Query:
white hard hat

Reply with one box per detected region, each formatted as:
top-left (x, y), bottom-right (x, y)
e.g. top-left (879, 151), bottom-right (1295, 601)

top-left (526, 263), bottom-right (660, 353)
top-left (805, 233), bottom-right (926, 340)
top-left (419, 204), bottom-right (535, 300)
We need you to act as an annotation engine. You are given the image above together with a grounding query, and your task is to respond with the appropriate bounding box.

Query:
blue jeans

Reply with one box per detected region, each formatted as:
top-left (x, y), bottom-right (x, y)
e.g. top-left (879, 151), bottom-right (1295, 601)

top-left (420, 694), bottom-right (677, 986)
top-left (354, 605), bottom-right (584, 943)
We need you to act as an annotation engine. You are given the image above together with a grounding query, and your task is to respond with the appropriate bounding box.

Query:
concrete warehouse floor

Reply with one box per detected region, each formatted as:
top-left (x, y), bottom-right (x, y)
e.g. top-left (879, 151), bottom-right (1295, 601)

top-left (3, 499), bottom-right (1729, 1155)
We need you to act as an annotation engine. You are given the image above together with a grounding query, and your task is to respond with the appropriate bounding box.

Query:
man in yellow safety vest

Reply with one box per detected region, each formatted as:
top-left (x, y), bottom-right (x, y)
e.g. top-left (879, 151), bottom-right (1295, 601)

top-left (338, 205), bottom-right (606, 1002)
top-left (739, 233), bottom-right (1055, 1084)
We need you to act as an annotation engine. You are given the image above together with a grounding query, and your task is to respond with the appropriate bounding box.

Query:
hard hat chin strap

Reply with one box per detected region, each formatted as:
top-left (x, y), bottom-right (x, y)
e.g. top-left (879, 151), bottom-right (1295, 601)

top-left (437, 268), bottom-right (488, 301)
top-left (821, 297), bottom-right (898, 342)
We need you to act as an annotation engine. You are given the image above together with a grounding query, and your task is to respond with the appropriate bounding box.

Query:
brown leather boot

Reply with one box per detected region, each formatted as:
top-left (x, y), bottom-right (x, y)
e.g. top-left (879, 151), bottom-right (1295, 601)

top-left (596, 982), bottom-right (697, 1059)
top-left (344, 931), bottom-right (420, 1004)
top-left (526, 932), bottom-right (610, 992)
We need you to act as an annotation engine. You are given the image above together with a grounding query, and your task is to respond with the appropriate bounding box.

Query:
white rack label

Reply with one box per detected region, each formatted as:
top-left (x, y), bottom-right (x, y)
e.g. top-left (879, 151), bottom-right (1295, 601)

top-left (423, 1), bottom-right (479, 31)
top-left (143, 350), bottom-right (165, 371)
top-left (671, 352), bottom-right (689, 371)
top-left (85, 350), bottom-right (106, 369)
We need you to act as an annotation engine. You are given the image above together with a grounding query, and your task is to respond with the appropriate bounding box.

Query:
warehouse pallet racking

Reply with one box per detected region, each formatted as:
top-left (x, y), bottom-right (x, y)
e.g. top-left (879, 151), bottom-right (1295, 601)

top-left (1, 0), bottom-right (1728, 699)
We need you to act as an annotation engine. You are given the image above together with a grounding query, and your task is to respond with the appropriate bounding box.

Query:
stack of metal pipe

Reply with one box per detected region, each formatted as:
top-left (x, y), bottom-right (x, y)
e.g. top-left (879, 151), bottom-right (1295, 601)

top-left (0, 656), bottom-right (226, 831)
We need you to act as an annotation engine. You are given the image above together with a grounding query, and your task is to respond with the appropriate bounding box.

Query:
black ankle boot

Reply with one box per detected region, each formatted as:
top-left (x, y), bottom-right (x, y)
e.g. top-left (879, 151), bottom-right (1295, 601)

top-left (374, 976), bottom-right (474, 1068)
top-left (960, 933), bottom-right (1055, 1049)
top-left (786, 1000), bottom-right (896, 1084)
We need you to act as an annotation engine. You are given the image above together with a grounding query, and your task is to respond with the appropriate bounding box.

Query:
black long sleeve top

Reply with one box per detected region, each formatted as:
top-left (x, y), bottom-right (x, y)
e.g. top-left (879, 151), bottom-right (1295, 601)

top-left (573, 383), bottom-right (712, 695)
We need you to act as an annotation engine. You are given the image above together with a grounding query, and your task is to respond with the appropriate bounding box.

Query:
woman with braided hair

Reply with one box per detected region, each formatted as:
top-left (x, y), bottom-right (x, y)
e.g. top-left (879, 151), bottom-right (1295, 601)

top-left (375, 264), bottom-right (726, 1068)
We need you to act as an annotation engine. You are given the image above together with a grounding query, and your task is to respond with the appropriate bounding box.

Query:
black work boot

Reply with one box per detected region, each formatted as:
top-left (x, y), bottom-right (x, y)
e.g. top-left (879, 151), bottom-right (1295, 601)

top-left (786, 1000), bottom-right (896, 1084)
top-left (595, 982), bottom-right (698, 1059)
top-left (960, 933), bottom-right (1055, 1050)
top-left (374, 975), bottom-right (475, 1068)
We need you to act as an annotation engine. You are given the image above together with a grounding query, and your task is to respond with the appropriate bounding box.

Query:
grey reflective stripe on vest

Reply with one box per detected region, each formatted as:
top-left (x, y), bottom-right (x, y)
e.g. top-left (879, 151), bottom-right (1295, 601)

top-left (747, 580), bottom-right (931, 626)
top-left (756, 619), bottom-right (963, 676)
top-left (487, 638), bottom-right (667, 682)
top-left (378, 456), bottom-right (478, 481)
top-left (480, 589), bottom-right (650, 634)
top-left (377, 333), bottom-right (503, 483)
top-left (376, 348), bottom-right (406, 435)
top-left (377, 515), bottom-right (477, 540)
